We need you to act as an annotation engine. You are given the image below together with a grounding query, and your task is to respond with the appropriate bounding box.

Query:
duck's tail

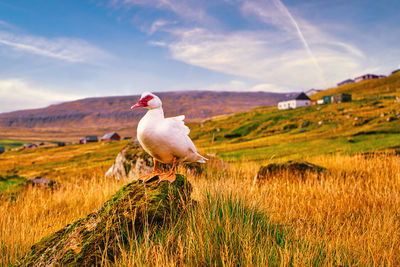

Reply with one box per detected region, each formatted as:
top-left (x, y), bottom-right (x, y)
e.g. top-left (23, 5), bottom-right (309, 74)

top-left (196, 153), bottom-right (208, 163)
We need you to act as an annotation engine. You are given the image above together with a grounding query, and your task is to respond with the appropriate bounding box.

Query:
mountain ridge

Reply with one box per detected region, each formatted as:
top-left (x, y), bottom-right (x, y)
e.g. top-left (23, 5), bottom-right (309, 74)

top-left (0, 90), bottom-right (296, 129)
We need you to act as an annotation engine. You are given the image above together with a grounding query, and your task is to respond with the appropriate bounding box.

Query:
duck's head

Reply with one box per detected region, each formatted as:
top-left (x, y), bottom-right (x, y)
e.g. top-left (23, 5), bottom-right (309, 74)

top-left (131, 92), bottom-right (162, 110)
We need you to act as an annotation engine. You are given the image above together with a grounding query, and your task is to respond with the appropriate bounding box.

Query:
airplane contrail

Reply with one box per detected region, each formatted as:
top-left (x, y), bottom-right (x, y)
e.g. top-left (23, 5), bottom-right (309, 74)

top-left (272, 0), bottom-right (326, 86)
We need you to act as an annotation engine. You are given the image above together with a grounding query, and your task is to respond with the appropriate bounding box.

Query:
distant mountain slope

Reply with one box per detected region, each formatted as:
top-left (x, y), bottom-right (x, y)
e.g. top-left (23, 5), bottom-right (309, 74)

top-left (0, 91), bottom-right (294, 129)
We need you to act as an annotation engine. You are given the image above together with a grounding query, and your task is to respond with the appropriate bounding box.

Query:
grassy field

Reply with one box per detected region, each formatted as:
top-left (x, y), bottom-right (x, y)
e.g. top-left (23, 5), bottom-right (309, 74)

top-left (1, 146), bottom-right (399, 265)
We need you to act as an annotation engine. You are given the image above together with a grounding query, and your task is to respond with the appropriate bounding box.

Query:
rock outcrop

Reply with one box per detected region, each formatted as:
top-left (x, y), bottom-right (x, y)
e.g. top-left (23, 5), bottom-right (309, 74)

top-left (106, 142), bottom-right (227, 180)
top-left (254, 161), bottom-right (326, 184)
top-left (26, 177), bottom-right (60, 189)
top-left (20, 174), bottom-right (192, 266)
top-left (105, 142), bottom-right (154, 180)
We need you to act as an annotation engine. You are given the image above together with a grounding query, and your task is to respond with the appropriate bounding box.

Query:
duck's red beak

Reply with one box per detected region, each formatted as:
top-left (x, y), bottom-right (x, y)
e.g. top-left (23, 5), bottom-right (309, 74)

top-left (131, 94), bottom-right (153, 110)
top-left (131, 100), bottom-right (146, 110)
top-left (131, 103), bottom-right (143, 110)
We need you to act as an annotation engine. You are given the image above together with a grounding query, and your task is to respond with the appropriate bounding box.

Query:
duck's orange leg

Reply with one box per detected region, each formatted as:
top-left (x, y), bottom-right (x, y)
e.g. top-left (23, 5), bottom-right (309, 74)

top-left (139, 158), bottom-right (162, 183)
top-left (159, 157), bottom-right (177, 183)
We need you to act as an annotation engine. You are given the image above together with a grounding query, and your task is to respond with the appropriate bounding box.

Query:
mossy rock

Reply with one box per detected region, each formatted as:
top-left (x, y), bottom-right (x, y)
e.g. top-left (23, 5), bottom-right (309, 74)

top-left (255, 161), bottom-right (326, 183)
top-left (106, 142), bottom-right (170, 180)
top-left (20, 174), bottom-right (192, 266)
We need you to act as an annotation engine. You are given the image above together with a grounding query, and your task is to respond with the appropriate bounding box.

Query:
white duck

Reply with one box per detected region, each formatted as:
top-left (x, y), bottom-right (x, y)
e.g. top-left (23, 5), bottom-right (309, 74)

top-left (131, 92), bottom-right (207, 183)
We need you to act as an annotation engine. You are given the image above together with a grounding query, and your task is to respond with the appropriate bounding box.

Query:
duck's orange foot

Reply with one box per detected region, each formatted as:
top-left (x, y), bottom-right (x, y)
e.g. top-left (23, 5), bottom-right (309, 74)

top-left (139, 172), bottom-right (161, 183)
top-left (158, 171), bottom-right (176, 183)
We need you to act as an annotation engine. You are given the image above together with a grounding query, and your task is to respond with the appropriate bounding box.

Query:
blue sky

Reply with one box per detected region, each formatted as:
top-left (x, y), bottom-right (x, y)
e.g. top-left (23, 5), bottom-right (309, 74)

top-left (0, 0), bottom-right (399, 112)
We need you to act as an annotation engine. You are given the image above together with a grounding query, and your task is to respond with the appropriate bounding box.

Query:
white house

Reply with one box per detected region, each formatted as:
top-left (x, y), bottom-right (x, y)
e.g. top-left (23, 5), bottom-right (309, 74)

top-left (278, 92), bottom-right (311, 110)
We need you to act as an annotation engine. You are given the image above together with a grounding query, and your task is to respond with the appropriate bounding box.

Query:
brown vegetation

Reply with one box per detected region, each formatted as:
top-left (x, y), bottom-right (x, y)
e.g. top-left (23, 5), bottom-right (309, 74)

top-left (1, 151), bottom-right (399, 265)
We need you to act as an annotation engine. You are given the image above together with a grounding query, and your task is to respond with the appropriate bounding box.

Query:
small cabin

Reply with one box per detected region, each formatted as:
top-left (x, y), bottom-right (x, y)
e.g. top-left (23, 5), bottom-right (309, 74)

top-left (391, 69), bottom-right (400, 75)
top-left (85, 136), bottom-right (98, 143)
top-left (24, 143), bottom-right (38, 149)
top-left (337, 79), bottom-right (354, 87)
top-left (322, 95), bottom-right (332, 104)
top-left (278, 93), bottom-right (311, 110)
top-left (332, 93), bottom-right (352, 103)
top-left (354, 74), bottom-right (379, 82)
top-left (101, 132), bottom-right (121, 141)
top-left (323, 94), bottom-right (352, 104)
top-left (0, 146), bottom-right (4, 154)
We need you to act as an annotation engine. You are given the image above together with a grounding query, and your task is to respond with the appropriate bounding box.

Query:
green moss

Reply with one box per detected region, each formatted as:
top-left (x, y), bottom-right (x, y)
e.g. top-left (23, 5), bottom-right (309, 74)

top-left (20, 174), bottom-right (192, 266)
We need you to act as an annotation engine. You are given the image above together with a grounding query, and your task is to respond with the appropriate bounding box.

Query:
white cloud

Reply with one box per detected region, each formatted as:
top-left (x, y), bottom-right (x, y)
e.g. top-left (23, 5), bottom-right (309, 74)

top-left (204, 80), bottom-right (248, 91)
top-left (111, 0), bottom-right (368, 89)
top-left (0, 79), bottom-right (84, 113)
top-left (250, 83), bottom-right (292, 93)
top-left (165, 27), bottom-right (365, 88)
top-left (149, 40), bottom-right (168, 47)
top-left (148, 19), bottom-right (176, 35)
top-left (0, 20), bottom-right (15, 30)
top-left (0, 31), bottom-right (111, 63)
top-left (111, 0), bottom-right (214, 25)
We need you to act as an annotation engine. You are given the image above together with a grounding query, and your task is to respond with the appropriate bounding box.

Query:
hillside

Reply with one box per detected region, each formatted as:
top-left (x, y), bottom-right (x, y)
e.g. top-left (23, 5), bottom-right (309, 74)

top-left (189, 72), bottom-right (400, 161)
top-left (0, 90), bottom-right (292, 129)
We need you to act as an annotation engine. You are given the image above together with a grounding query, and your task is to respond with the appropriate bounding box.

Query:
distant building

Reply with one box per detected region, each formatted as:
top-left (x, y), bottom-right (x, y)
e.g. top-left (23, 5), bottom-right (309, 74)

top-left (123, 137), bottom-right (132, 140)
top-left (85, 136), bottom-right (98, 142)
top-left (79, 138), bottom-right (87, 144)
top-left (317, 99), bottom-right (324, 105)
top-left (354, 74), bottom-right (379, 82)
top-left (57, 142), bottom-right (66, 147)
top-left (305, 89), bottom-right (322, 96)
top-left (101, 132), bottom-right (121, 141)
top-left (322, 95), bottom-right (332, 104)
top-left (337, 79), bottom-right (354, 87)
top-left (278, 92), bottom-right (311, 110)
top-left (322, 94), bottom-right (352, 104)
top-left (391, 69), bottom-right (400, 75)
top-left (0, 146), bottom-right (4, 154)
top-left (332, 93), bottom-right (352, 103)
top-left (24, 143), bottom-right (38, 149)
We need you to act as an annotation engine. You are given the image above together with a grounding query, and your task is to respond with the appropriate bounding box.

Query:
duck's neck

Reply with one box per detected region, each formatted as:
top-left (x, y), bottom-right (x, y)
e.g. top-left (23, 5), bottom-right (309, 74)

top-left (145, 107), bottom-right (164, 119)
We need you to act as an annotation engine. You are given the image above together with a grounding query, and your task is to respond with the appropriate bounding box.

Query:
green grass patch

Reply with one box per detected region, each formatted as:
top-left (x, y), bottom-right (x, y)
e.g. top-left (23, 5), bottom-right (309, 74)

top-left (119, 193), bottom-right (358, 265)
top-left (0, 175), bottom-right (26, 194)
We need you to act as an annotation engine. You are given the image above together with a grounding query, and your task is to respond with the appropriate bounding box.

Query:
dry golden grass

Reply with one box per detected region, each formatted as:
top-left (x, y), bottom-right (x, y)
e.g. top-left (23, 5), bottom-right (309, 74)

top-left (1, 153), bottom-right (399, 265)
top-left (253, 153), bottom-right (400, 265)
top-left (0, 166), bottom-right (125, 266)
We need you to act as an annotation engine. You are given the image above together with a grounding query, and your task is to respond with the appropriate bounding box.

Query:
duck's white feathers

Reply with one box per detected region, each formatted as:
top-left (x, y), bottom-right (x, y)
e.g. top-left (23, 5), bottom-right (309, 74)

top-left (137, 109), bottom-right (207, 164)
top-left (166, 115), bottom-right (190, 135)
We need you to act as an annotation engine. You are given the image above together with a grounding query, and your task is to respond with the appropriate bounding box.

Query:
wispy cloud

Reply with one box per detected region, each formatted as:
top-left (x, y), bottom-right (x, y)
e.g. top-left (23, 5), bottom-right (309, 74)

top-left (147, 19), bottom-right (176, 35)
top-left (0, 20), bottom-right (17, 30)
top-left (111, 0), bottom-right (214, 25)
top-left (0, 79), bottom-right (85, 113)
top-left (0, 31), bottom-right (111, 63)
top-left (110, 0), bottom-right (368, 89)
top-left (166, 27), bottom-right (365, 88)
top-left (204, 80), bottom-right (248, 91)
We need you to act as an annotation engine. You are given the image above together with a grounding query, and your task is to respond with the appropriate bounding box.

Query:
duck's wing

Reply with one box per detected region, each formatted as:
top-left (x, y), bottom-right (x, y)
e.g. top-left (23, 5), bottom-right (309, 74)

top-left (165, 115), bottom-right (207, 163)
top-left (165, 115), bottom-right (190, 135)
